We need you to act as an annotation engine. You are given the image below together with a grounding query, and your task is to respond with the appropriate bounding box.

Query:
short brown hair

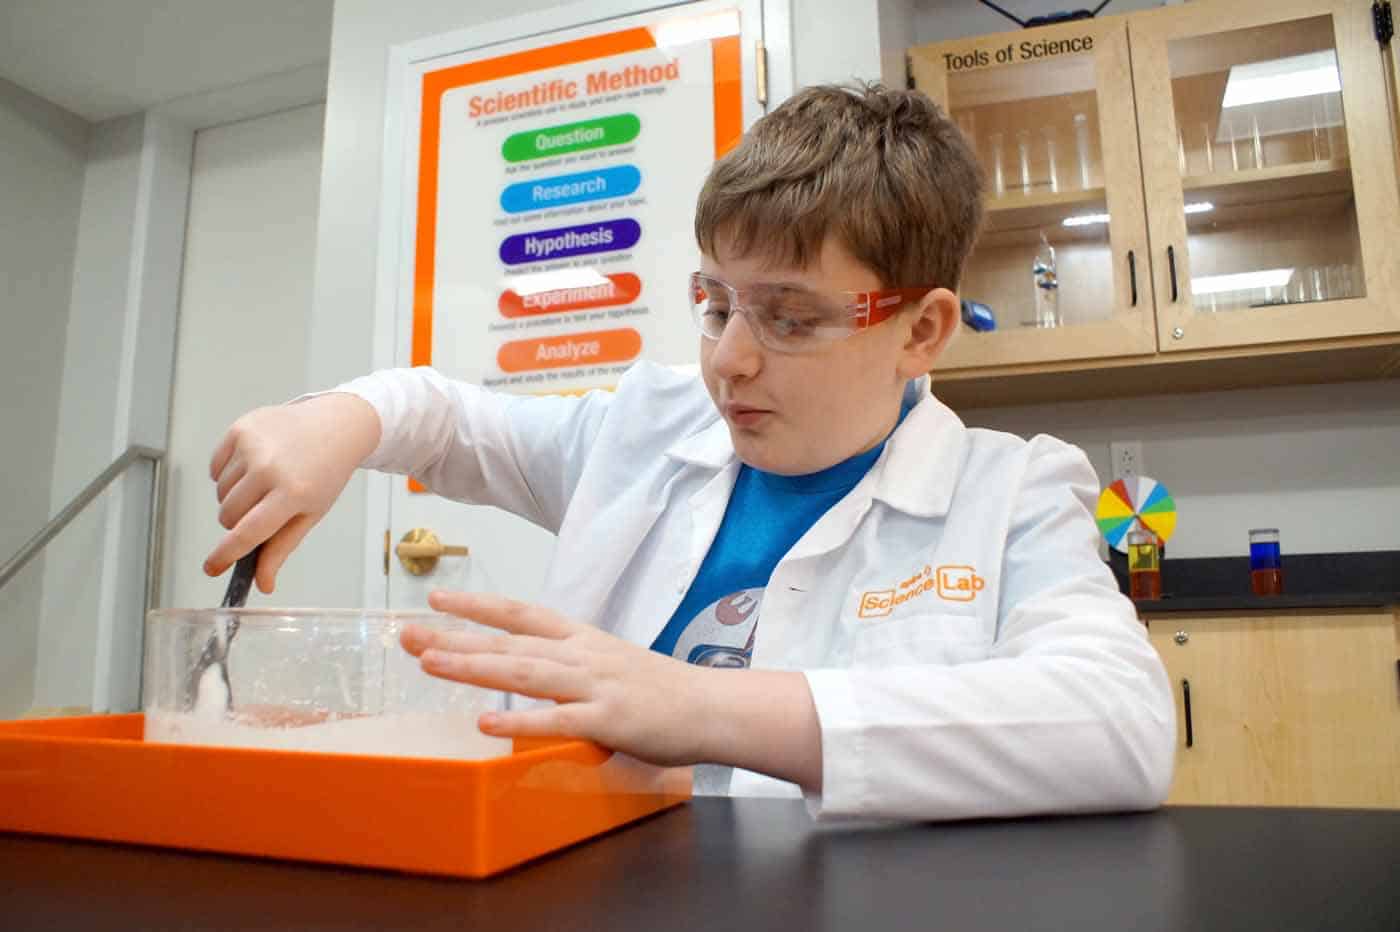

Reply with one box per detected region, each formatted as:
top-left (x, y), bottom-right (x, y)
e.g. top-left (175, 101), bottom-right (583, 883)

top-left (694, 82), bottom-right (983, 290)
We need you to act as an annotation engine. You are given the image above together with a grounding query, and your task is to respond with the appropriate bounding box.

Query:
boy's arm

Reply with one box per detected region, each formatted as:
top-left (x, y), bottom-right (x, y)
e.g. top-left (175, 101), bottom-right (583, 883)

top-left (334, 366), bottom-right (612, 531)
top-left (204, 367), bottom-right (612, 587)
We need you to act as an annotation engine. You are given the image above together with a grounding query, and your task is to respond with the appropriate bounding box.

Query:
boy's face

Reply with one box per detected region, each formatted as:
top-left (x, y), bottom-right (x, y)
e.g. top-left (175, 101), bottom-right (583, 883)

top-left (699, 235), bottom-right (957, 475)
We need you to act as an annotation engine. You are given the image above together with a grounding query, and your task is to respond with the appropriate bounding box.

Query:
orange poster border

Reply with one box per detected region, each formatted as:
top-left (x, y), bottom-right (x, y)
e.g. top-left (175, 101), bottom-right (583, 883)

top-left (408, 24), bottom-right (745, 371)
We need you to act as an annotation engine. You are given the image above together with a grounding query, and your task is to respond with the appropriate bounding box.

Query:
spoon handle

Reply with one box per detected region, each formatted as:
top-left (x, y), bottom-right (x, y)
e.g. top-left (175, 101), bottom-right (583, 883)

top-left (221, 546), bottom-right (261, 609)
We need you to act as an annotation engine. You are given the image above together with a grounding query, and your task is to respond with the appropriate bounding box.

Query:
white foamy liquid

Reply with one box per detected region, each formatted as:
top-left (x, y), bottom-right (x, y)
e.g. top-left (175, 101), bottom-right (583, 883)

top-left (145, 710), bottom-right (513, 760)
top-left (195, 663), bottom-right (229, 723)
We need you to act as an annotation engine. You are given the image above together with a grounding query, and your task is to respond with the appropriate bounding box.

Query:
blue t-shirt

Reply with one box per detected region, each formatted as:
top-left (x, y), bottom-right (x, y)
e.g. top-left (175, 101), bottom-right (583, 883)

top-left (650, 400), bottom-right (913, 667)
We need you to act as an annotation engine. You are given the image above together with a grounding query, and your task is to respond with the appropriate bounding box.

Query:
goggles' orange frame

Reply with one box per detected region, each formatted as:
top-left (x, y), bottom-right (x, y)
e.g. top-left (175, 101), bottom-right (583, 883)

top-left (689, 272), bottom-right (936, 333)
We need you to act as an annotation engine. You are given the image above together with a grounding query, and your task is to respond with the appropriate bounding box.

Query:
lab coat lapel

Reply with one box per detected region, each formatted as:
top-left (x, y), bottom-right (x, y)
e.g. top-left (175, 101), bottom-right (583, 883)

top-left (782, 387), bottom-right (967, 564)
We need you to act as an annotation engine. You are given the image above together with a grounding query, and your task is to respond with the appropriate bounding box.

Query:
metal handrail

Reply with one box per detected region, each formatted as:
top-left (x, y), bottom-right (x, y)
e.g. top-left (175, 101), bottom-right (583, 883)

top-left (0, 445), bottom-right (168, 618)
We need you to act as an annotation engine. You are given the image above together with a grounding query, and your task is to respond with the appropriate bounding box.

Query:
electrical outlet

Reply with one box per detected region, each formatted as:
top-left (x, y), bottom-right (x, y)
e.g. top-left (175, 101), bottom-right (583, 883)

top-left (1110, 441), bottom-right (1144, 482)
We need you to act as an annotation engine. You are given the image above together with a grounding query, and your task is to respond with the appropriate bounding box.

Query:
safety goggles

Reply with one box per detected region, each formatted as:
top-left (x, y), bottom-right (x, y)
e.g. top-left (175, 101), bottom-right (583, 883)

top-left (688, 272), bottom-right (934, 353)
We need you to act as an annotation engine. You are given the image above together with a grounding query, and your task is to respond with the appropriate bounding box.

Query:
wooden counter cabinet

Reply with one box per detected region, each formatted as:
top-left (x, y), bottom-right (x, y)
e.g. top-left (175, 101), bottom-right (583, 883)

top-left (1145, 609), bottom-right (1400, 809)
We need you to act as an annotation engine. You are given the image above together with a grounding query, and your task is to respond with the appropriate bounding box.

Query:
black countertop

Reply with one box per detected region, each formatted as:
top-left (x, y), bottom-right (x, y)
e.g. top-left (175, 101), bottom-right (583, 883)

top-left (1134, 592), bottom-right (1400, 613)
top-left (1112, 549), bottom-right (1400, 613)
top-left (3, 799), bottom-right (1399, 931)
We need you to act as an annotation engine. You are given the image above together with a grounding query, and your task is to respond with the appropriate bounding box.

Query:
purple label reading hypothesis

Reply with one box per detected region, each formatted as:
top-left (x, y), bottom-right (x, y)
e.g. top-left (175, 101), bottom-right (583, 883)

top-left (499, 219), bottom-right (641, 265)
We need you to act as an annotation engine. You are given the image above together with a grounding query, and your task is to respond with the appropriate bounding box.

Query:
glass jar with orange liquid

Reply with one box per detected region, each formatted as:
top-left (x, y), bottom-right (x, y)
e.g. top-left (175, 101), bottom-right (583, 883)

top-left (1127, 528), bottom-right (1162, 601)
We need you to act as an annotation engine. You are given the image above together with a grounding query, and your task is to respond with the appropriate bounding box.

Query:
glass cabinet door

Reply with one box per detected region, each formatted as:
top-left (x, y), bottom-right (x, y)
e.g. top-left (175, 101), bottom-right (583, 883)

top-left (911, 17), bottom-right (1157, 371)
top-left (1131, 0), bottom-right (1400, 353)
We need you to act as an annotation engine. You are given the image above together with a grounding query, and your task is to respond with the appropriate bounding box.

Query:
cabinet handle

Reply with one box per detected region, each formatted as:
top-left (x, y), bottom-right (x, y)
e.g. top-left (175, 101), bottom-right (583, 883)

top-left (1167, 245), bottom-right (1178, 303)
top-left (1128, 250), bottom-right (1138, 307)
top-left (1182, 678), bottom-right (1194, 749)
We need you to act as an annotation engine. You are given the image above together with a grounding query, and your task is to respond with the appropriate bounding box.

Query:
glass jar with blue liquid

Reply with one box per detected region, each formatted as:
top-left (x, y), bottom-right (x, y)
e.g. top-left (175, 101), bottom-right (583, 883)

top-left (1249, 528), bottom-right (1283, 596)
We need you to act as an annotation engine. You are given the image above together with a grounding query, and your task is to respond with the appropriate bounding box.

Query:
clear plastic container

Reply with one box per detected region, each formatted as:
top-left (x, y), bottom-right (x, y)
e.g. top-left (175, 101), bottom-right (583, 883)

top-left (142, 608), bottom-right (512, 760)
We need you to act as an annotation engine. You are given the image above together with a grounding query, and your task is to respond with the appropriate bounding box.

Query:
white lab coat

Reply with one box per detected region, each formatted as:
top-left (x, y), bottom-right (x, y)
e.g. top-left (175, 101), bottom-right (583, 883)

top-left (338, 361), bottom-right (1176, 822)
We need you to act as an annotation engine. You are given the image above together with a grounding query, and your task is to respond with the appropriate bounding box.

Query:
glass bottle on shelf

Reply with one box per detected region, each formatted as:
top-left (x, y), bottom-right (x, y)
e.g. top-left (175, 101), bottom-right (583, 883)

top-left (1017, 129), bottom-right (1032, 195)
top-left (957, 111), bottom-right (978, 158)
top-left (1248, 528), bottom-right (1282, 596)
top-left (1250, 114), bottom-right (1265, 170)
top-left (1128, 528), bottom-right (1162, 601)
top-left (1073, 112), bottom-right (1092, 189)
top-left (1226, 117), bottom-right (1241, 171)
top-left (1029, 231), bottom-right (1060, 328)
top-left (1043, 126), bottom-right (1060, 194)
top-left (1309, 99), bottom-right (1330, 161)
top-left (988, 131), bottom-right (1006, 197)
top-left (1322, 92), bottom-right (1346, 161)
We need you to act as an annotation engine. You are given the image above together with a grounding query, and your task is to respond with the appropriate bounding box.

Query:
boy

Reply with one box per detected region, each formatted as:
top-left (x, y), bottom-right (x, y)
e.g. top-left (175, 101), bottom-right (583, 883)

top-left (205, 83), bottom-right (1175, 821)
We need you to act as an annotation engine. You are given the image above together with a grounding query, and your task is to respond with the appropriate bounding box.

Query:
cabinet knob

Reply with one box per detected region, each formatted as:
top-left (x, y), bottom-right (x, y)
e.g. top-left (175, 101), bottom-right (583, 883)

top-left (1174, 631), bottom-right (1189, 645)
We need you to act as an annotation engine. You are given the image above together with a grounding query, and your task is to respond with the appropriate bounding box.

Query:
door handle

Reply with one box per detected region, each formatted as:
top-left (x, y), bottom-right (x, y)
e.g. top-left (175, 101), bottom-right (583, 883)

top-left (1182, 678), bottom-right (1194, 749)
top-left (1127, 250), bottom-right (1137, 307)
top-left (1167, 245), bottom-right (1179, 303)
top-left (395, 528), bottom-right (470, 576)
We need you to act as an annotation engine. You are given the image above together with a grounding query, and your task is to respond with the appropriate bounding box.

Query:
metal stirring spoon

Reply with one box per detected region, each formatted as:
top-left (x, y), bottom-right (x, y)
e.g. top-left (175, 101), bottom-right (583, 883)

top-left (185, 546), bottom-right (261, 713)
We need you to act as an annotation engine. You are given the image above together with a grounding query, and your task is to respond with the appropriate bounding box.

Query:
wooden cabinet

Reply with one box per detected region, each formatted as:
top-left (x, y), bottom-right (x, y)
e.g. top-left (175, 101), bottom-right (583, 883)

top-left (1146, 610), bottom-right (1400, 809)
top-left (909, 0), bottom-right (1400, 407)
top-left (909, 17), bottom-right (1155, 371)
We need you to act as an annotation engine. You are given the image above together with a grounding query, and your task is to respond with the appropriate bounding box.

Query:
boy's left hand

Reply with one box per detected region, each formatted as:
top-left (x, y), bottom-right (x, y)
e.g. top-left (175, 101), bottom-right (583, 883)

top-left (401, 590), bottom-right (711, 767)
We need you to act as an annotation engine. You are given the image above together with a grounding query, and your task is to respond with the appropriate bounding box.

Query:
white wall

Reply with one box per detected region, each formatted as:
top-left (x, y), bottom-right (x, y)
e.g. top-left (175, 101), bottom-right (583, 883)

top-left (965, 379), bottom-right (1400, 559)
top-left (0, 77), bottom-right (88, 718)
top-left (163, 104), bottom-right (326, 612)
top-left (792, 0), bottom-right (883, 88)
top-left (20, 54), bottom-right (330, 715)
top-left (877, 0), bottom-right (917, 87)
top-left (32, 111), bottom-right (194, 714)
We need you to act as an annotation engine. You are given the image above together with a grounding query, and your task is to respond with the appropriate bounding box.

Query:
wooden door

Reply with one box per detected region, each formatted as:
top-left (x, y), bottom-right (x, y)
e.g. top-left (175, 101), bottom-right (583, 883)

top-left (908, 15), bottom-right (1158, 371)
top-left (1130, 0), bottom-right (1400, 354)
top-left (1151, 612), bottom-right (1400, 808)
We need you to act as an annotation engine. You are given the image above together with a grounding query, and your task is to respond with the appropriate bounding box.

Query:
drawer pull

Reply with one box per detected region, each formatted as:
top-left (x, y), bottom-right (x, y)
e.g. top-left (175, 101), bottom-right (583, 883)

top-left (1182, 678), bottom-right (1194, 749)
top-left (1167, 245), bottom-right (1179, 303)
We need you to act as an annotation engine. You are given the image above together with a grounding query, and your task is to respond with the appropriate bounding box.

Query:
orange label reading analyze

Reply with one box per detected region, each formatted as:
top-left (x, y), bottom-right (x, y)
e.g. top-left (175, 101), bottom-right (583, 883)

top-left (496, 328), bottom-right (642, 373)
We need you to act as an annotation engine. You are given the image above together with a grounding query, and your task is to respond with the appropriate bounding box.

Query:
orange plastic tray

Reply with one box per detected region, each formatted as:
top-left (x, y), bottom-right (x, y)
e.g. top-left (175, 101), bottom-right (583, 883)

top-left (0, 714), bottom-right (690, 878)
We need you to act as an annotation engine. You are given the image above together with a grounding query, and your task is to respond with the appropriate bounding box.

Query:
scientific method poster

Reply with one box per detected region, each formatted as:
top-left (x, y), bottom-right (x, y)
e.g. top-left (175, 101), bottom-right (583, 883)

top-left (404, 9), bottom-right (744, 394)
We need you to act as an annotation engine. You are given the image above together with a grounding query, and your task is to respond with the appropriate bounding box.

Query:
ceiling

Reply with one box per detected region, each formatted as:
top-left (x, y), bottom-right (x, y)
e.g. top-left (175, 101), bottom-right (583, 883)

top-left (0, 0), bottom-right (335, 123)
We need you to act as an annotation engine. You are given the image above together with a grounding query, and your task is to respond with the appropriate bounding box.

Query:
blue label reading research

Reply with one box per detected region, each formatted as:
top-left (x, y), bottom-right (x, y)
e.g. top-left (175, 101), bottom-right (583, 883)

top-left (499, 165), bottom-right (641, 214)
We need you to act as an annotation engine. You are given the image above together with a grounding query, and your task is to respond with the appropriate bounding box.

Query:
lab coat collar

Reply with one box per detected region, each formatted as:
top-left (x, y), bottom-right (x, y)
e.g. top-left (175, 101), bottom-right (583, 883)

top-left (665, 412), bottom-right (735, 468)
top-left (663, 375), bottom-right (967, 520)
top-left (870, 376), bottom-right (966, 518)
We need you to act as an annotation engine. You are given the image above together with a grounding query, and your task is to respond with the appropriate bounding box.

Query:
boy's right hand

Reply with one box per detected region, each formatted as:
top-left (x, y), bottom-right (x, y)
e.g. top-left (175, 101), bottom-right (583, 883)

top-left (203, 393), bottom-right (381, 593)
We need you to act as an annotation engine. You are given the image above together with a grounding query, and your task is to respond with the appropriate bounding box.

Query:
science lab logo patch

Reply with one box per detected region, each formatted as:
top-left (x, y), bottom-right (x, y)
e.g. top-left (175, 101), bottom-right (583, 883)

top-left (858, 564), bottom-right (985, 617)
top-left (935, 565), bottom-right (985, 602)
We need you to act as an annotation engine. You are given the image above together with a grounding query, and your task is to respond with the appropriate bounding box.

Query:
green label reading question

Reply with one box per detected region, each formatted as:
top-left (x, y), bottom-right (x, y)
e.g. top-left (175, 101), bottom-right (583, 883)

top-left (502, 114), bottom-right (641, 163)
